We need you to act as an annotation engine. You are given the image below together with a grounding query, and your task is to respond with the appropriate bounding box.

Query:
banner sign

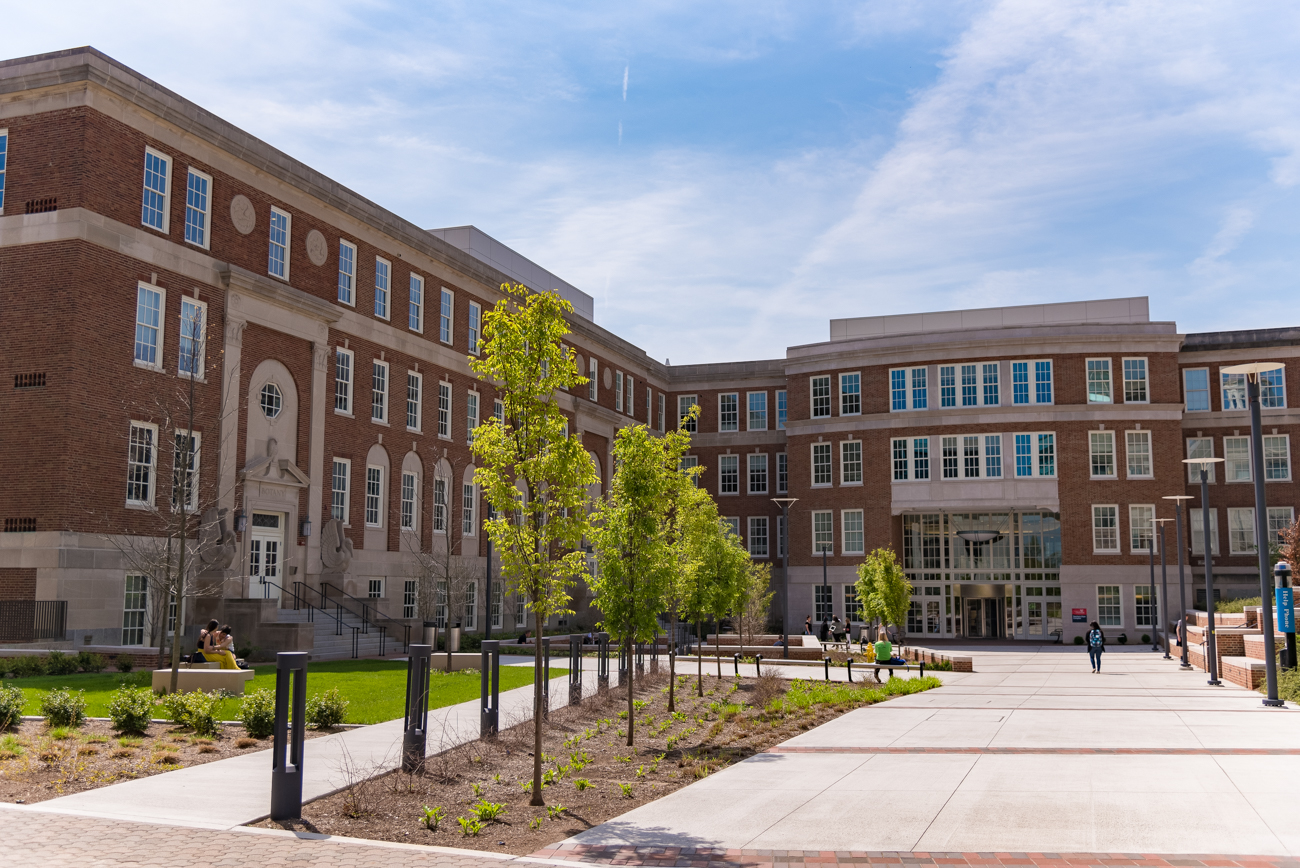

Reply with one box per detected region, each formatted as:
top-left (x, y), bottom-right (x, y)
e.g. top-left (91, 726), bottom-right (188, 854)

top-left (1277, 588), bottom-right (1295, 633)
top-left (1072, 608), bottom-right (1088, 623)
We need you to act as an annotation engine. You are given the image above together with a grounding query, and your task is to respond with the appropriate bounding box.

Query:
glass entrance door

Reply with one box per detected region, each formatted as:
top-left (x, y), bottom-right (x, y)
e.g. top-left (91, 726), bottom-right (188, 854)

top-left (964, 595), bottom-right (1005, 639)
top-left (250, 512), bottom-right (284, 606)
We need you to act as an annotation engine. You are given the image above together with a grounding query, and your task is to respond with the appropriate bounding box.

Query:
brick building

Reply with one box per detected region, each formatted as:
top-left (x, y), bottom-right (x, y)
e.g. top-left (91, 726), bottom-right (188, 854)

top-left (0, 48), bottom-right (1295, 654)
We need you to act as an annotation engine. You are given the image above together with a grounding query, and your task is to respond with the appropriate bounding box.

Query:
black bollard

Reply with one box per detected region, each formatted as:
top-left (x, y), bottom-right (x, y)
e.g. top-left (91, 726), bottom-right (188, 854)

top-left (569, 635), bottom-right (583, 706)
top-left (270, 651), bottom-right (308, 821)
top-left (403, 644), bottom-right (432, 773)
top-left (596, 632), bottom-right (610, 690)
top-left (650, 629), bottom-right (660, 674)
top-left (617, 642), bottom-right (629, 687)
top-left (481, 640), bottom-right (500, 736)
top-left (540, 636), bottom-right (551, 720)
top-left (846, 658), bottom-right (854, 682)
top-left (920, 661), bottom-right (925, 679)
top-left (755, 654), bottom-right (762, 677)
top-left (824, 656), bottom-right (831, 681)
top-left (636, 642), bottom-right (645, 677)
top-left (733, 652), bottom-right (740, 676)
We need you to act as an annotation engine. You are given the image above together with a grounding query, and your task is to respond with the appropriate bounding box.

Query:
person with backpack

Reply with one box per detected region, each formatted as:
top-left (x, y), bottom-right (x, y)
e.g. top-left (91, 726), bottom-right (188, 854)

top-left (1087, 620), bottom-right (1106, 672)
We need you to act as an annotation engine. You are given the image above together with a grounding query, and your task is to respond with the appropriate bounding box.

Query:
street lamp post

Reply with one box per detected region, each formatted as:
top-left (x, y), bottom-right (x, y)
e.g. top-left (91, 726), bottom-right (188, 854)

top-left (1155, 518), bottom-right (1174, 659)
top-left (1222, 362), bottom-right (1286, 707)
top-left (1163, 495), bottom-right (1194, 670)
top-left (1147, 525), bottom-right (1160, 652)
top-left (1183, 456), bottom-right (1225, 686)
top-left (821, 549), bottom-right (830, 638)
top-left (771, 497), bottom-right (799, 661)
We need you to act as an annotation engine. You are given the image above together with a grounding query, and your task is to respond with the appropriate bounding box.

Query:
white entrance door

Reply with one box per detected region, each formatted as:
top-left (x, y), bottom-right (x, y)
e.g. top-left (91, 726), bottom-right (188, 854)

top-left (250, 512), bottom-right (284, 606)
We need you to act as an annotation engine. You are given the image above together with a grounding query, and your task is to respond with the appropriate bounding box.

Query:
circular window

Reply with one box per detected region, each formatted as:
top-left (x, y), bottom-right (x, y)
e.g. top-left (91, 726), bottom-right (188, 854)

top-left (260, 383), bottom-right (282, 419)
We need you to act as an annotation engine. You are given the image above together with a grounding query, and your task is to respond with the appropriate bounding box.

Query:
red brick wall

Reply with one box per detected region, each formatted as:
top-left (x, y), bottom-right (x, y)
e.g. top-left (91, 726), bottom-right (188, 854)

top-left (0, 569), bottom-right (37, 600)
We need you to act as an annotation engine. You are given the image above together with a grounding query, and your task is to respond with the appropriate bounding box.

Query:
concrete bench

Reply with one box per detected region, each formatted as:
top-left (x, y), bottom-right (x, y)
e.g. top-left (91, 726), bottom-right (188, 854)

top-left (152, 668), bottom-right (255, 695)
top-left (851, 661), bottom-right (924, 683)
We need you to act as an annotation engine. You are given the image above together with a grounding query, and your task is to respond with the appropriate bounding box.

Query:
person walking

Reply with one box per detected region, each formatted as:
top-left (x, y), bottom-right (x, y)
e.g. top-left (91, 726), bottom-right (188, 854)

top-left (1087, 620), bottom-right (1106, 672)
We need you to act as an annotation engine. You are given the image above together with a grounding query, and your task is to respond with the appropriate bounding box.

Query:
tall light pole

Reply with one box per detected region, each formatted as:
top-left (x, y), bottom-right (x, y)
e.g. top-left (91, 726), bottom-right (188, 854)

top-left (771, 497), bottom-right (798, 660)
top-left (1155, 518), bottom-right (1173, 659)
top-left (1163, 494), bottom-right (1194, 670)
top-left (821, 548), bottom-right (830, 637)
top-left (1222, 362), bottom-right (1286, 707)
top-left (1183, 456), bottom-right (1225, 686)
top-left (1147, 522), bottom-right (1160, 651)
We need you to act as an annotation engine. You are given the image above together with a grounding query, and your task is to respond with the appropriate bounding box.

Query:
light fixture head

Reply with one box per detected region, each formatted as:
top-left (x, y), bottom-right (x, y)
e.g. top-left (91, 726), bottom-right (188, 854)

top-left (1181, 457), bottom-right (1224, 466)
top-left (1221, 362), bottom-right (1284, 381)
top-left (770, 497), bottom-right (799, 508)
top-left (1162, 495), bottom-right (1194, 501)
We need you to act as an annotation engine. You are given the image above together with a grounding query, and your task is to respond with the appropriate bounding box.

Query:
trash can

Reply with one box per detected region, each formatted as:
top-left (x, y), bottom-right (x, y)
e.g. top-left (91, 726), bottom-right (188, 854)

top-left (423, 621), bottom-right (438, 650)
top-left (449, 623), bottom-right (462, 653)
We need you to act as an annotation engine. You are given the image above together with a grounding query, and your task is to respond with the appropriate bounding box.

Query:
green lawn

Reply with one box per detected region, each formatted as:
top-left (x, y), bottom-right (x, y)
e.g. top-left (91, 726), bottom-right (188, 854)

top-left (10, 661), bottom-right (563, 725)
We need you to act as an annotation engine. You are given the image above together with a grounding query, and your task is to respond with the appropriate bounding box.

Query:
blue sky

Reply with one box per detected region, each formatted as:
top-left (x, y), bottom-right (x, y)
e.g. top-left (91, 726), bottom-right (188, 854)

top-left (6, 1), bottom-right (1300, 363)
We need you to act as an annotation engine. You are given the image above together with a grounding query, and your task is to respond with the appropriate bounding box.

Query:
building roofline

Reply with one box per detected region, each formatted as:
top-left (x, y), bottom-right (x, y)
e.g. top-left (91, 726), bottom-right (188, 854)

top-left (1181, 326), bottom-right (1300, 352)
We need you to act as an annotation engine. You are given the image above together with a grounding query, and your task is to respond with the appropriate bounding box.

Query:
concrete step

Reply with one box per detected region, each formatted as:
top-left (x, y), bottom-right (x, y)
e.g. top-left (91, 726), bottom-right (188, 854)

top-left (1221, 655), bottom-right (1266, 690)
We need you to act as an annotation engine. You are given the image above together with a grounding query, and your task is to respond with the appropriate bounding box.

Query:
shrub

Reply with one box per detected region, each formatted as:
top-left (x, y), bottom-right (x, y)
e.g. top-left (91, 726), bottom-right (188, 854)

top-left (1074, 636), bottom-right (1085, 645)
top-left (0, 683), bottom-right (24, 730)
top-left (116, 656), bottom-right (135, 673)
top-left (1141, 634), bottom-right (1151, 644)
top-left (107, 685), bottom-right (155, 734)
top-left (45, 651), bottom-right (80, 677)
top-left (419, 805), bottom-right (445, 831)
top-left (41, 688), bottom-right (87, 728)
top-left (238, 688), bottom-right (276, 739)
top-left (160, 690), bottom-right (225, 737)
top-left (457, 816), bottom-right (483, 836)
top-left (6, 655), bottom-right (47, 678)
top-left (471, 800), bottom-right (507, 822)
top-left (75, 651), bottom-right (107, 673)
top-left (1118, 634), bottom-right (1129, 645)
top-left (305, 687), bottom-right (348, 730)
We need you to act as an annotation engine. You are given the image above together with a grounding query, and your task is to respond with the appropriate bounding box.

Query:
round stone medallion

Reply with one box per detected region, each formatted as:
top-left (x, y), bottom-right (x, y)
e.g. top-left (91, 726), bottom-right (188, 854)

top-left (603, 367), bottom-right (613, 389)
top-left (306, 229), bottom-right (328, 266)
top-left (229, 195), bottom-right (256, 235)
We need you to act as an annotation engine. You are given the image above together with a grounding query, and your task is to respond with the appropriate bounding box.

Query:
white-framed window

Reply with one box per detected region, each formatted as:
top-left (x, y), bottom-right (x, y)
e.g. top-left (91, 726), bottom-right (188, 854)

top-left (493, 399), bottom-right (503, 423)
top-left (489, 581), bottom-right (503, 629)
top-left (1125, 430), bottom-right (1152, 479)
top-left (646, 387), bottom-right (652, 421)
top-left (1011, 360), bottom-right (1053, 405)
top-left (1228, 507), bottom-right (1257, 555)
top-left (748, 453), bottom-right (768, 494)
top-left (679, 455), bottom-right (699, 486)
top-left (748, 392), bottom-right (768, 430)
top-left (433, 477), bottom-right (447, 533)
top-left (891, 438), bottom-right (909, 481)
top-left (1183, 367), bottom-right (1210, 412)
top-left (338, 240), bottom-right (356, 305)
top-left (268, 206), bottom-right (291, 280)
top-left (438, 382), bottom-right (452, 439)
top-left (1265, 435), bottom-right (1291, 481)
top-left (678, 394), bottom-right (696, 431)
top-left (371, 361), bottom-right (388, 423)
top-left (748, 517), bottom-right (769, 558)
top-left (122, 573), bottom-right (148, 646)
top-left (1089, 431), bottom-right (1116, 478)
top-left (1129, 504), bottom-right (1154, 553)
top-left (183, 168), bottom-right (211, 249)
top-left (1087, 358), bottom-right (1112, 404)
top-left (409, 273), bottom-right (424, 332)
top-left (984, 434), bottom-right (1002, 477)
top-left (134, 282), bottom-right (165, 370)
top-left (588, 358), bottom-right (598, 402)
top-left (777, 453), bottom-right (788, 493)
top-left (718, 454), bottom-right (739, 495)
top-left (1135, 585), bottom-right (1156, 628)
top-left (982, 363), bottom-right (1000, 405)
top-left (0, 129), bottom-right (7, 214)
top-left (1261, 367), bottom-right (1287, 408)
top-left (844, 584), bottom-right (860, 623)
top-left (812, 442), bottom-right (832, 487)
top-left (401, 471), bottom-right (417, 531)
top-left (403, 579), bottom-right (418, 620)
top-left (126, 421), bottom-right (158, 506)
top-left (1224, 436), bottom-right (1252, 482)
top-left (813, 510), bottom-right (834, 554)
top-left (658, 393), bottom-right (666, 432)
top-left (367, 579), bottom-right (383, 600)
top-left (171, 429), bottom-right (200, 511)
top-left (439, 288), bottom-right (454, 344)
top-left (889, 367), bottom-right (929, 411)
top-left (365, 466), bottom-right (384, 527)
top-left (1013, 432), bottom-right (1055, 477)
top-left (331, 458), bottom-right (350, 523)
top-left (811, 375), bottom-right (832, 418)
top-left (177, 295), bottom-right (206, 379)
top-left (468, 301), bottom-right (482, 354)
top-left (719, 393), bottom-right (739, 432)
top-left (615, 371), bottom-right (624, 412)
top-left (776, 390), bottom-right (787, 430)
top-left (1186, 437), bottom-right (1216, 483)
top-left (842, 509), bottom-right (864, 555)
top-left (723, 517), bottom-right (741, 539)
top-left (1122, 358), bottom-right (1148, 403)
top-left (1221, 370), bottom-right (1247, 412)
top-left (463, 580), bottom-right (478, 630)
top-left (1190, 508), bottom-right (1220, 556)
top-left (466, 391), bottom-right (480, 445)
top-left (515, 592), bottom-right (527, 628)
top-left (141, 146), bottom-right (171, 232)
top-left (840, 373), bottom-right (861, 416)
top-left (335, 348), bottom-right (353, 414)
top-left (1092, 505), bottom-right (1119, 553)
top-left (815, 586), bottom-right (834, 623)
top-left (1097, 585), bottom-right (1121, 627)
top-left (1269, 507), bottom-right (1295, 547)
top-left (406, 372), bottom-right (422, 432)
top-left (463, 483), bottom-right (476, 536)
top-left (940, 365), bottom-right (956, 408)
top-left (375, 257), bottom-right (390, 319)
top-left (941, 436), bottom-right (958, 479)
top-left (840, 440), bottom-right (863, 485)
top-left (890, 437), bottom-right (936, 481)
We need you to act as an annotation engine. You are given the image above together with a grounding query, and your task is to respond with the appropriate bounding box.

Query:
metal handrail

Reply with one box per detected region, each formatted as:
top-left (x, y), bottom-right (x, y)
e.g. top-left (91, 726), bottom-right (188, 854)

top-left (320, 581), bottom-right (412, 654)
top-left (259, 577), bottom-right (360, 658)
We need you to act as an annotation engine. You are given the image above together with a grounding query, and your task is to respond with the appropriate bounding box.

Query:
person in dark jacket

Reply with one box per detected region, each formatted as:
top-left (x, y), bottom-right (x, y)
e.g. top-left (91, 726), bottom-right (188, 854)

top-left (1087, 621), bottom-right (1106, 672)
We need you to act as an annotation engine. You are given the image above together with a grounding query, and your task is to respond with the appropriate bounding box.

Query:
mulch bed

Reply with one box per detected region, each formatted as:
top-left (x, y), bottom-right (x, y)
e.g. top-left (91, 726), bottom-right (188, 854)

top-left (0, 718), bottom-right (328, 804)
top-left (255, 665), bottom-right (928, 855)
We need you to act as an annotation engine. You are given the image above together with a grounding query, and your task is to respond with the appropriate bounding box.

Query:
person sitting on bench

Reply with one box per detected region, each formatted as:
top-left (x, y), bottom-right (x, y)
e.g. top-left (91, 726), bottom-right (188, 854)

top-left (873, 628), bottom-right (907, 674)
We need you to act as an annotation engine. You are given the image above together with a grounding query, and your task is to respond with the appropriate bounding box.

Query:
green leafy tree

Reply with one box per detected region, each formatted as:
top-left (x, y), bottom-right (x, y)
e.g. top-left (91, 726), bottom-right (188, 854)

top-left (855, 547), bottom-right (913, 643)
top-left (674, 487), bottom-right (741, 697)
top-left (734, 561), bottom-right (773, 660)
top-left (470, 283), bottom-right (597, 806)
top-left (662, 408), bottom-right (702, 713)
top-left (589, 421), bottom-right (693, 746)
top-left (707, 523), bottom-right (750, 679)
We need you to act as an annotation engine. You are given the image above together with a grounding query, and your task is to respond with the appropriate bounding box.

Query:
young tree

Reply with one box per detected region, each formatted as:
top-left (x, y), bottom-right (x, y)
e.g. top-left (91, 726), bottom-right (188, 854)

top-left (674, 487), bottom-right (737, 697)
top-left (734, 561), bottom-right (773, 660)
top-left (855, 547), bottom-right (913, 644)
top-left (589, 421), bottom-right (692, 746)
top-left (708, 526), bottom-right (749, 679)
top-left (470, 283), bottom-right (596, 806)
top-left (661, 409), bottom-right (702, 713)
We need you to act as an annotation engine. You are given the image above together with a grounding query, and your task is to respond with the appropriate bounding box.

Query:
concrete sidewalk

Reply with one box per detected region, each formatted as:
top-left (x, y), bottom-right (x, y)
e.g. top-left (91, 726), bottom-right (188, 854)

top-left (33, 667), bottom-right (603, 830)
top-left (563, 648), bottom-right (1300, 855)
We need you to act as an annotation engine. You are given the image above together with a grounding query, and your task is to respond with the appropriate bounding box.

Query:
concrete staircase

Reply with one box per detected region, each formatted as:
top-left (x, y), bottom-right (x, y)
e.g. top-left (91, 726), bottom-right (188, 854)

top-left (274, 605), bottom-right (410, 662)
top-left (1173, 606), bottom-right (1291, 689)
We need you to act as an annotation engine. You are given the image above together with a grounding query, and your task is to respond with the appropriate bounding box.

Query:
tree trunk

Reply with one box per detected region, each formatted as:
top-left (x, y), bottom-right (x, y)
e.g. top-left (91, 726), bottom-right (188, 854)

top-left (715, 615), bottom-right (722, 679)
top-left (696, 618), bottom-right (703, 697)
top-left (625, 634), bottom-right (634, 747)
top-left (668, 609), bottom-right (677, 712)
top-left (531, 607), bottom-right (544, 806)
